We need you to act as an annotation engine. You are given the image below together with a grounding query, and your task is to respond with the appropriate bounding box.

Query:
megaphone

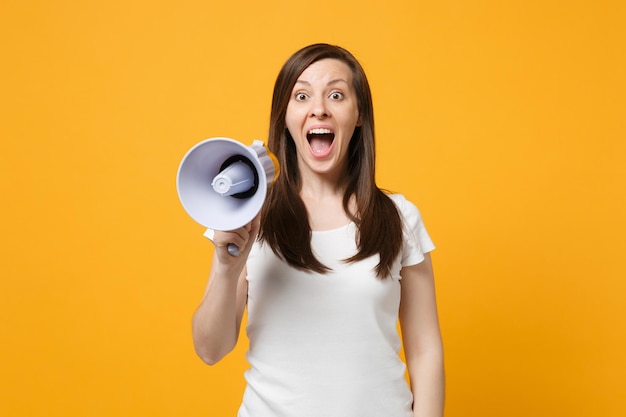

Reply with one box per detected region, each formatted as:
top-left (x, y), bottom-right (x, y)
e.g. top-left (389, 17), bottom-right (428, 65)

top-left (176, 137), bottom-right (279, 256)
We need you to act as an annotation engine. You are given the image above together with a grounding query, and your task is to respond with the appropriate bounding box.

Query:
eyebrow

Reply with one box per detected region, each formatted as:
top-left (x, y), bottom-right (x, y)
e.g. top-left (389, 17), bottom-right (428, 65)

top-left (294, 79), bottom-right (350, 87)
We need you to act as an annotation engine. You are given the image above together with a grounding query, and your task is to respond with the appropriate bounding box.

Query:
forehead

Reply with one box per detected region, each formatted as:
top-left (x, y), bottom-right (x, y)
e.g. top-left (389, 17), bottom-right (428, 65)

top-left (296, 58), bottom-right (354, 85)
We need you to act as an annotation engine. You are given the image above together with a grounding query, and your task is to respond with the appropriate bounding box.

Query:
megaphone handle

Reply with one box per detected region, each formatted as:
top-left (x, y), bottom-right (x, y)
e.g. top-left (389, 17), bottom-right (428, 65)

top-left (227, 243), bottom-right (240, 257)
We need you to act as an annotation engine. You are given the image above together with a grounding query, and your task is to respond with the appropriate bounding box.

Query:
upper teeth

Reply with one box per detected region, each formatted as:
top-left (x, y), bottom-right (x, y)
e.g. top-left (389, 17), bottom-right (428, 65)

top-left (308, 128), bottom-right (333, 135)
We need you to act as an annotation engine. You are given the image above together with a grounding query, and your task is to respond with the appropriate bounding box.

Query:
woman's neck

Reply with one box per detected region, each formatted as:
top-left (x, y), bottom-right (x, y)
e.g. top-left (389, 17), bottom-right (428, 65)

top-left (299, 181), bottom-right (356, 232)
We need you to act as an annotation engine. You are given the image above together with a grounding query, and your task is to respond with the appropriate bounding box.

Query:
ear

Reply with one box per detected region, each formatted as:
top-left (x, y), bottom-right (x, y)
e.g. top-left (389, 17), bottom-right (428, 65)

top-left (356, 114), bottom-right (362, 127)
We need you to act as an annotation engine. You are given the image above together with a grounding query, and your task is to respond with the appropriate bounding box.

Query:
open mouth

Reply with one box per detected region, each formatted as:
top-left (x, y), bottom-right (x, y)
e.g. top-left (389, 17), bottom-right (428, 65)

top-left (307, 128), bottom-right (335, 155)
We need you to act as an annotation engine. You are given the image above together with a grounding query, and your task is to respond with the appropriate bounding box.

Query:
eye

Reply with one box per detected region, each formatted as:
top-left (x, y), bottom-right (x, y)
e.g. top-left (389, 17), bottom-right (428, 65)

top-left (295, 92), bottom-right (308, 101)
top-left (329, 91), bottom-right (344, 100)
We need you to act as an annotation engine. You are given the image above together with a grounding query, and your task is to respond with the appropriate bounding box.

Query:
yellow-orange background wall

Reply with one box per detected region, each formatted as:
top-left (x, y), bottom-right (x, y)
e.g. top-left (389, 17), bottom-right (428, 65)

top-left (1, 1), bottom-right (624, 416)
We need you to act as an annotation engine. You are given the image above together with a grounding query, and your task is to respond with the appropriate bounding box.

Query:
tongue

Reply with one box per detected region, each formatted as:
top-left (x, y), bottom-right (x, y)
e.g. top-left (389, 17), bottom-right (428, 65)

top-left (309, 134), bottom-right (333, 155)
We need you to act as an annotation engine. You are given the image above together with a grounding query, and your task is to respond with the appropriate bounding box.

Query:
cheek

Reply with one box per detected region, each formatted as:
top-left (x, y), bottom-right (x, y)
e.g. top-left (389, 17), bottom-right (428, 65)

top-left (284, 121), bottom-right (297, 141)
top-left (284, 110), bottom-right (305, 140)
top-left (284, 107), bottom-right (295, 130)
top-left (284, 124), bottom-right (305, 153)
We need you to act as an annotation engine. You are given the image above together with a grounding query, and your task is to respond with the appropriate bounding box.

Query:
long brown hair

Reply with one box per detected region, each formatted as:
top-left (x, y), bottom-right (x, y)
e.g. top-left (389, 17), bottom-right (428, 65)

top-left (259, 43), bottom-right (403, 278)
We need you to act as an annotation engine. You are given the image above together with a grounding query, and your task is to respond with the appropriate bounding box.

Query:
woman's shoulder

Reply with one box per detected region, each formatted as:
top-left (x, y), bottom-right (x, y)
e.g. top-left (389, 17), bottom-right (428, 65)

top-left (386, 192), bottom-right (435, 255)
top-left (386, 193), bottom-right (417, 213)
top-left (386, 193), bottom-right (409, 206)
top-left (385, 193), bottom-right (425, 226)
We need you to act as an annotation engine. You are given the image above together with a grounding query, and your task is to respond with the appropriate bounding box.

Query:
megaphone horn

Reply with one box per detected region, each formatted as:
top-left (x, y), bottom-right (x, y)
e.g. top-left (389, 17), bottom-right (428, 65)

top-left (176, 137), bottom-right (279, 256)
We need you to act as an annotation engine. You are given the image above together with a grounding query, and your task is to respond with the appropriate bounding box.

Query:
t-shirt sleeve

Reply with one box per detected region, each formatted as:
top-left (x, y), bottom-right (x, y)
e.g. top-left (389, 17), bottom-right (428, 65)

top-left (389, 194), bottom-right (435, 267)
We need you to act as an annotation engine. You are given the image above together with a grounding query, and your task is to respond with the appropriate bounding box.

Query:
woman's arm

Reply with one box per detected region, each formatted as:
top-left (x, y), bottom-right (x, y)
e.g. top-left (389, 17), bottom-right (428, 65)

top-left (191, 218), bottom-right (258, 365)
top-left (399, 253), bottom-right (445, 417)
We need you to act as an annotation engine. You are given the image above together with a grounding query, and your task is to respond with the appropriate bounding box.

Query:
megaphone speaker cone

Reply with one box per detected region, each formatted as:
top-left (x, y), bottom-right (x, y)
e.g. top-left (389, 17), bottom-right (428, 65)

top-left (176, 137), bottom-right (277, 232)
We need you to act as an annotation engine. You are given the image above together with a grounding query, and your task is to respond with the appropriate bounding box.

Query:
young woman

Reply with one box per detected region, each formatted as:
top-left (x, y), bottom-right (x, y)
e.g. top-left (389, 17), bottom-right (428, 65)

top-left (192, 43), bottom-right (445, 417)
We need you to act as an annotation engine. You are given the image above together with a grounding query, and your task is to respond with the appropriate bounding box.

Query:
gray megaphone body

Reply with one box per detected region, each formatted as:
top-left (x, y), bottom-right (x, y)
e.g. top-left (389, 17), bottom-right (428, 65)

top-left (176, 137), bottom-right (279, 256)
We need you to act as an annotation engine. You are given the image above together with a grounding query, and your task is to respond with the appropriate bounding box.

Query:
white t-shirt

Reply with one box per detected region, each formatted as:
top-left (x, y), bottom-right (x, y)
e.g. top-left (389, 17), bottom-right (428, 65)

top-left (209, 194), bottom-right (435, 417)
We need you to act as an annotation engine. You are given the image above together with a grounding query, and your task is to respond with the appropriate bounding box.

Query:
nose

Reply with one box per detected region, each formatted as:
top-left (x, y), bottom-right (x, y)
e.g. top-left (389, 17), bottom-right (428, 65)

top-left (310, 97), bottom-right (329, 119)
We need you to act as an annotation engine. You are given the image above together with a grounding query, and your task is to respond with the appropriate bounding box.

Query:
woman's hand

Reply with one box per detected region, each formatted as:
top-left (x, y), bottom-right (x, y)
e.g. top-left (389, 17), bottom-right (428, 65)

top-left (212, 215), bottom-right (261, 270)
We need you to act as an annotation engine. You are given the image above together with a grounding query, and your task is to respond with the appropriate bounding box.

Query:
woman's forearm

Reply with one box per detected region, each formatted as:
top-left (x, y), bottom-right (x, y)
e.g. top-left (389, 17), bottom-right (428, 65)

top-left (408, 348), bottom-right (445, 417)
top-left (191, 251), bottom-right (247, 365)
